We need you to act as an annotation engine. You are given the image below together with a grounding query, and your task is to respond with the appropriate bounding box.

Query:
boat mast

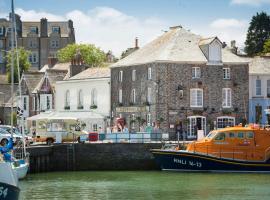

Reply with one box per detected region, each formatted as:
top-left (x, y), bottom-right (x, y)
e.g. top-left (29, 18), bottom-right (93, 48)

top-left (10, 0), bottom-right (15, 138)
top-left (12, 1), bottom-right (27, 157)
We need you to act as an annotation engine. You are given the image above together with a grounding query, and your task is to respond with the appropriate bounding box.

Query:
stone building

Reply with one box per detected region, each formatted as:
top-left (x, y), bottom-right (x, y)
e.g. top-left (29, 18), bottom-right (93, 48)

top-left (111, 26), bottom-right (249, 139)
top-left (0, 13), bottom-right (75, 73)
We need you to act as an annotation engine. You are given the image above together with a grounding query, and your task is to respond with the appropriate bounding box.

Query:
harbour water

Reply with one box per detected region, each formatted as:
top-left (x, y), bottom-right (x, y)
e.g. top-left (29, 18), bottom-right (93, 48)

top-left (19, 171), bottom-right (270, 200)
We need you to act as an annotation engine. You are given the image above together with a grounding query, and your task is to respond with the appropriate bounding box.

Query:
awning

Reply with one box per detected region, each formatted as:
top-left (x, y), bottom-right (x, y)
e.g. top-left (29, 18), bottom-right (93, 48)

top-left (27, 111), bottom-right (106, 121)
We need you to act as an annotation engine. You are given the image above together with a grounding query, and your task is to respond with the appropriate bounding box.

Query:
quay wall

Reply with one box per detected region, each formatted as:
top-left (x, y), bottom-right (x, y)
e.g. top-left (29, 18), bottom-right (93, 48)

top-left (27, 143), bottom-right (162, 173)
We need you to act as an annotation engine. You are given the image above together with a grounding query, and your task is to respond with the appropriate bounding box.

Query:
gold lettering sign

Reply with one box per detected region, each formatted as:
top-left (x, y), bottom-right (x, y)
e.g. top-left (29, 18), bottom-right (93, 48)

top-left (116, 106), bottom-right (147, 113)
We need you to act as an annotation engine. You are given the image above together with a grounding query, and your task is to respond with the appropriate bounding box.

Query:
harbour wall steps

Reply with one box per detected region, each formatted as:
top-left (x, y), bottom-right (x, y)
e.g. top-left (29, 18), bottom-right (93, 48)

top-left (27, 143), bottom-right (162, 173)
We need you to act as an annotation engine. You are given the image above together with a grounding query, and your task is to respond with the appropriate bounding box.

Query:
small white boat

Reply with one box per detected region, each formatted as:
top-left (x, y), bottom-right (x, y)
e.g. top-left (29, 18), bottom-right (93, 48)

top-left (0, 162), bottom-right (20, 200)
top-left (13, 159), bottom-right (29, 180)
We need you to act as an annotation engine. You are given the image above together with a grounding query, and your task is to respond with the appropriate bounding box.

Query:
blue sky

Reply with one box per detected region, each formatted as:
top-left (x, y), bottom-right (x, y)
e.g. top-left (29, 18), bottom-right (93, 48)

top-left (1, 0), bottom-right (270, 56)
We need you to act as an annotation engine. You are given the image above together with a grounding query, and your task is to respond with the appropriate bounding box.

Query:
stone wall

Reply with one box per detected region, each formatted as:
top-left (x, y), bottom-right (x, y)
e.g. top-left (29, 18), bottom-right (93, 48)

top-left (28, 143), bottom-right (162, 173)
top-left (111, 61), bottom-right (249, 138)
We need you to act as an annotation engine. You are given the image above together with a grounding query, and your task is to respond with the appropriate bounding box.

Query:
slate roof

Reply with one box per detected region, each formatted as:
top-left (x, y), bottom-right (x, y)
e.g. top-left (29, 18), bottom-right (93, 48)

top-left (112, 26), bottom-right (249, 67)
top-left (69, 67), bottom-right (110, 80)
top-left (21, 72), bottom-right (44, 94)
top-left (22, 21), bottom-right (71, 37)
top-left (249, 56), bottom-right (270, 75)
top-left (0, 84), bottom-right (18, 107)
top-left (34, 69), bottom-right (68, 93)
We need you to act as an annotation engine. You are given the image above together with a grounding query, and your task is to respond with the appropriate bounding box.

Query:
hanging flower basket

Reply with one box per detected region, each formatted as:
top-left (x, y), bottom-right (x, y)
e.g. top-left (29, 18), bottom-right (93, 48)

top-left (90, 105), bottom-right (97, 109)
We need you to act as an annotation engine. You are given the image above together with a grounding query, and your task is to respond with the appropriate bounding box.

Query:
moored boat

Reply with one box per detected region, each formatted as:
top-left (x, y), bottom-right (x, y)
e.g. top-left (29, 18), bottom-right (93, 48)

top-left (151, 124), bottom-right (270, 172)
top-left (0, 162), bottom-right (20, 200)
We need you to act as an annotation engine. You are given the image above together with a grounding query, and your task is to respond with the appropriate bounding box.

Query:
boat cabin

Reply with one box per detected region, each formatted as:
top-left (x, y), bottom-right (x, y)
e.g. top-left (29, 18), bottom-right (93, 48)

top-left (186, 125), bottom-right (270, 162)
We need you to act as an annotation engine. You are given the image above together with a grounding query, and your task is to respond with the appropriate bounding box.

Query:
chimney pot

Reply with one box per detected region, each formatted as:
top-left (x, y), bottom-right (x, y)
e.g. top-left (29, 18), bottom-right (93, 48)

top-left (135, 37), bottom-right (138, 48)
top-left (231, 40), bottom-right (236, 48)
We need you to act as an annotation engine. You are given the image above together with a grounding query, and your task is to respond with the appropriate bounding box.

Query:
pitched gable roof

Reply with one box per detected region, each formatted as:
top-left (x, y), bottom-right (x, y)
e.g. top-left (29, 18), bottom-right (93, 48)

top-left (112, 26), bottom-right (248, 67)
top-left (69, 67), bottom-right (110, 80)
top-left (34, 69), bottom-right (68, 93)
top-left (249, 56), bottom-right (270, 75)
top-left (21, 72), bottom-right (44, 94)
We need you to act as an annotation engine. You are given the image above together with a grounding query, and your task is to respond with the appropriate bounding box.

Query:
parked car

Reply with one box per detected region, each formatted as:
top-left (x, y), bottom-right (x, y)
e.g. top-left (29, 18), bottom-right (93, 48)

top-left (0, 128), bottom-right (22, 146)
top-left (0, 125), bottom-right (33, 146)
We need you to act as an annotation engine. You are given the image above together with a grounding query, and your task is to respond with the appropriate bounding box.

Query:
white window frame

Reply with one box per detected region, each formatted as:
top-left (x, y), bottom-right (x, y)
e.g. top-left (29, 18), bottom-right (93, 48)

top-left (93, 124), bottom-right (98, 132)
top-left (50, 40), bottom-right (59, 48)
top-left (192, 67), bottom-right (201, 79)
top-left (29, 52), bottom-right (38, 63)
top-left (132, 89), bottom-right (136, 104)
top-left (119, 89), bottom-right (122, 103)
top-left (119, 71), bottom-right (123, 82)
top-left (30, 26), bottom-right (38, 34)
top-left (256, 79), bottom-right (262, 96)
top-left (209, 40), bottom-right (222, 64)
top-left (148, 67), bottom-right (152, 80)
top-left (267, 80), bottom-right (270, 97)
top-left (65, 90), bottom-right (70, 107)
top-left (78, 90), bottom-right (83, 108)
top-left (91, 88), bottom-right (97, 106)
top-left (147, 113), bottom-right (151, 126)
top-left (222, 88), bottom-right (232, 108)
top-left (52, 26), bottom-right (60, 33)
top-left (131, 114), bottom-right (136, 129)
top-left (217, 116), bottom-right (235, 129)
top-left (29, 40), bottom-right (37, 48)
top-left (190, 88), bottom-right (203, 107)
top-left (187, 116), bottom-right (206, 138)
top-left (32, 96), bottom-right (36, 111)
top-left (223, 68), bottom-right (230, 80)
top-left (40, 94), bottom-right (52, 111)
top-left (147, 87), bottom-right (151, 103)
top-left (132, 70), bottom-right (136, 81)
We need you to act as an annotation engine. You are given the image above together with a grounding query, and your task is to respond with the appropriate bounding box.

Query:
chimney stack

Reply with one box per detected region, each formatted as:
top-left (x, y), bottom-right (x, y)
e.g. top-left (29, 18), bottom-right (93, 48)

top-left (47, 57), bottom-right (58, 68)
top-left (40, 18), bottom-right (48, 37)
top-left (135, 37), bottom-right (139, 49)
top-left (231, 40), bottom-right (236, 48)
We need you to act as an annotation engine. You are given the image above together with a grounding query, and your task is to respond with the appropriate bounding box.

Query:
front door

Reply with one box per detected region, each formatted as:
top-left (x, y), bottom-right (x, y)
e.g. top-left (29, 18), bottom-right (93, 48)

top-left (188, 116), bottom-right (206, 139)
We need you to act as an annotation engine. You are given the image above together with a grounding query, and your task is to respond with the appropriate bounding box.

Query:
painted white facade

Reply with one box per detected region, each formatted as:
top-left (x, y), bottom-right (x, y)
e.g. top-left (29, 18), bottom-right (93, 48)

top-left (55, 77), bottom-right (111, 132)
top-left (249, 74), bottom-right (270, 99)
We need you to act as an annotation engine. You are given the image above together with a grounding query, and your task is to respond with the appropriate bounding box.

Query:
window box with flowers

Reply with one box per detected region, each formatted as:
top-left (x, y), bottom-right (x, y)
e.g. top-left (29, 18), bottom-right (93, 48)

top-left (90, 105), bottom-right (97, 109)
top-left (143, 101), bottom-right (150, 106)
top-left (77, 105), bottom-right (84, 110)
top-left (64, 105), bottom-right (70, 110)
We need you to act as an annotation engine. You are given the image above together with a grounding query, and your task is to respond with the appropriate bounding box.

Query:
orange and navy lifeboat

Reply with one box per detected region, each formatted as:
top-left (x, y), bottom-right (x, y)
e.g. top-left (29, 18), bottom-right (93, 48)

top-left (151, 124), bottom-right (270, 172)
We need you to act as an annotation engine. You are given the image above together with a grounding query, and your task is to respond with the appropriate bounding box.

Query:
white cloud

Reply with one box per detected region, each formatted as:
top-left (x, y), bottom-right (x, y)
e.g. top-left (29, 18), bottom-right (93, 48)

top-left (231, 0), bottom-right (270, 6)
top-left (2, 7), bottom-right (168, 57)
top-left (196, 18), bottom-right (249, 49)
top-left (210, 18), bottom-right (248, 29)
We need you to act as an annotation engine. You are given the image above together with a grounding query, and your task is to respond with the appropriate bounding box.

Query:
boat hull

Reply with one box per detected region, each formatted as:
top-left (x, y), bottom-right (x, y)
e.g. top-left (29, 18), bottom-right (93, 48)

top-left (14, 162), bottom-right (29, 180)
top-left (0, 181), bottom-right (20, 200)
top-left (151, 149), bottom-right (270, 172)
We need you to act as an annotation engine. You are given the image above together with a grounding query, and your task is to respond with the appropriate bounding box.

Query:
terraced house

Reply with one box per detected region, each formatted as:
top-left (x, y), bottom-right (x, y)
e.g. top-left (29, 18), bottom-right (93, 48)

top-left (111, 26), bottom-right (249, 139)
top-left (0, 13), bottom-right (75, 73)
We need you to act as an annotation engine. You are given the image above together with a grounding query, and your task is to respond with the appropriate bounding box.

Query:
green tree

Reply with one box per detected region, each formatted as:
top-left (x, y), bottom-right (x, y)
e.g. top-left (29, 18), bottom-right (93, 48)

top-left (263, 39), bottom-right (270, 53)
top-left (57, 44), bottom-right (106, 67)
top-left (245, 12), bottom-right (270, 56)
top-left (6, 47), bottom-right (31, 83)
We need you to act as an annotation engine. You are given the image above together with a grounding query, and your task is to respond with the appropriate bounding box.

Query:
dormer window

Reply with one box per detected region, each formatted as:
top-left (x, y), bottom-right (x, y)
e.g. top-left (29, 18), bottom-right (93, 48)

top-left (209, 40), bottom-right (222, 64)
top-left (30, 26), bottom-right (38, 34)
top-left (52, 26), bottom-right (60, 34)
